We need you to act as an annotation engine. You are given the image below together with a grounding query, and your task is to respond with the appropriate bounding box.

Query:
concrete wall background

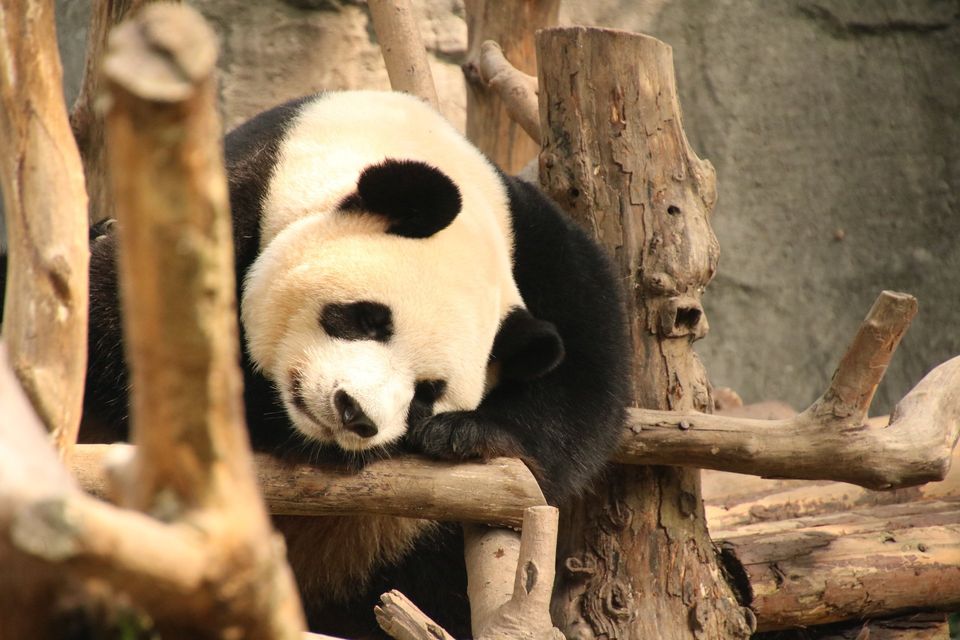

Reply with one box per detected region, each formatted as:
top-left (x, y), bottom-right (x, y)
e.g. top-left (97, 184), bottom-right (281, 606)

top-left (39, 0), bottom-right (960, 415)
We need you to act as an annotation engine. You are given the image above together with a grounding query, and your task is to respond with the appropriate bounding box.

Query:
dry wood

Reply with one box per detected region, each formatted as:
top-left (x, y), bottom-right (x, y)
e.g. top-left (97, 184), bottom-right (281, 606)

top-left (0, 0), bottom-right (89, 457)
top-left (761, 612), bottom-right (950, 640)
top-left (703, 429), bottom-right (960, 530)
top-left (463, 0), bottom-right (557, 173)
top-left (470, 506), bottom-right (564, 640)
top-left (617, 326), bottom-right (960, 490)
top-left (475, 40), bottom-right (540, 145)
top-left (716, 498), bottom-right (960, 631)
top-left (71, 0), bottom-right (171, 223)
top-left (101, 4), bottom-right (304, 636)
top-left (538, 27), bottom-right (751, 640)
top-left (73, 444), bottom-right (546, 527)
top-left (375, 590), bottom-right (456, 640)
top-left (367, 0), bottom-right (438, 109)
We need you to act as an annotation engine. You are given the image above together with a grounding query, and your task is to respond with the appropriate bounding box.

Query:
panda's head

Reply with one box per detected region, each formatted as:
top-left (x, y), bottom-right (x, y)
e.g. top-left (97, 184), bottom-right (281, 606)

top-left (241, 159), bottom-right (563, 454)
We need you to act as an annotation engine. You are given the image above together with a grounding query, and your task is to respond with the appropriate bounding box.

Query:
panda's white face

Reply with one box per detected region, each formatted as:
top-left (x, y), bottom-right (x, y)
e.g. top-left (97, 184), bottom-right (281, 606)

top-left (241, 211), bottom-right (512, 453)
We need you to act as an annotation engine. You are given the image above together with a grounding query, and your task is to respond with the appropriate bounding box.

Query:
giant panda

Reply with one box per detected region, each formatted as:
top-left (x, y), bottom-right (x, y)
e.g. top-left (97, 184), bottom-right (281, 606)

top-left (50, 90), bottom-right (631, 636)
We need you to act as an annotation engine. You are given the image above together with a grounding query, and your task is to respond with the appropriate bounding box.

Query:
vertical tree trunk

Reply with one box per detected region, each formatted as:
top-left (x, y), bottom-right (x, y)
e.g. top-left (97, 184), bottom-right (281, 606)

top-left (537, 27), bottom-right (752, 640)
top-left (464, 0), bottom-right (558, 174)
top-left (0, 0), bottom-right (89, 457)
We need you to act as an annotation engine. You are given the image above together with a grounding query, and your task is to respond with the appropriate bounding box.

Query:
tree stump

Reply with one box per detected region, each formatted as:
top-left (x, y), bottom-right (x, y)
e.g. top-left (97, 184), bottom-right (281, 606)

top-left (537, 27), bottom-right (752, 639)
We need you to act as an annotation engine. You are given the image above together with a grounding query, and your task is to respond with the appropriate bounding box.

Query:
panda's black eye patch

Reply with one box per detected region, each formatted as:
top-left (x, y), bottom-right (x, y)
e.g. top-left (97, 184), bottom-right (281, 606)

top-left (320, 301), bottom-right (394, 342)
top-left (414, 379), bottom-right (447, 404)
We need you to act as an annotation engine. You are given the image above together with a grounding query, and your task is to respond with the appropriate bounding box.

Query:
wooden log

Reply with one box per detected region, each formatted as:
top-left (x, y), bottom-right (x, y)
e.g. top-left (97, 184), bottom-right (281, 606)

top-left (756, 612), bottom-right (950, 640)
top-left (102, 4), bottom-right (304, 636)
top-left (618, 348), bottom-right (960, 490)
top-left (375, 590), bottom-right (456, 640)
top-left (72, 444), bottom-right (546, 528)
top-left (0, 0), bottom-right (89, 457)
top-left (463, 0), bottom-right (557, 173)
top-left (367, 0), bottom-right (438, 109)
top-left (71, 0), bottom-right (172, 223)
top-left (538, 27), bottom-right (752, 640)
top-left (717, 498), bottom-right (960, 631)
top-left (475, 41), bottom-right (540, 145)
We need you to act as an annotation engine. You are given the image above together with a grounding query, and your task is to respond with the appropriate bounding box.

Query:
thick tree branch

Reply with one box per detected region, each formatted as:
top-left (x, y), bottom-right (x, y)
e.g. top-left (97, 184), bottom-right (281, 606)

top-left (618, 291), bottom-right (960, 490)
top-left (367, 0), bottom-right (438, 109)
top-left (375, 590), bottom-right (456, 640)
top-left (0, 0), bottom-right (89, 457)
top-left (73, 445), bottom-right (546, 528)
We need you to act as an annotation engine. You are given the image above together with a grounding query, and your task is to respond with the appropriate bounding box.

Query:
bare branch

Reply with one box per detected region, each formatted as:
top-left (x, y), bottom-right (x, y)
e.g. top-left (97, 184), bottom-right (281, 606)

top-left (367, 0), bottom-right (438, 109)
top-left (0, 0), bottom-right (89, 457)
top-left (476, 40), bottom-right (540, 144)
top-left (73, 445), bottom-right (547, 528)
top-left (617, 292), bottom-right (960, 490)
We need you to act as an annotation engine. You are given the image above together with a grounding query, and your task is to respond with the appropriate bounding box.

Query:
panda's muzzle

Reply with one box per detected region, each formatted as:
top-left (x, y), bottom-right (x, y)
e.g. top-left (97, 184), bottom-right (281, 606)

top-left (334, 390), bottom-right (378, 438)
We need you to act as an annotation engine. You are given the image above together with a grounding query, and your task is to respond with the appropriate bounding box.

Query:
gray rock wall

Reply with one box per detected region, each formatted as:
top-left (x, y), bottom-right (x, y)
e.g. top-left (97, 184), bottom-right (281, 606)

top-left (35, 0), bottom-right (960, 415)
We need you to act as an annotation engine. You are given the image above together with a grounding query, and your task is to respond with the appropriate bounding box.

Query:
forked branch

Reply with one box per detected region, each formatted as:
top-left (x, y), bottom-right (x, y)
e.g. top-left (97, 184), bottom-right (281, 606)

top-left (617, 291), bottom-right (960, 490)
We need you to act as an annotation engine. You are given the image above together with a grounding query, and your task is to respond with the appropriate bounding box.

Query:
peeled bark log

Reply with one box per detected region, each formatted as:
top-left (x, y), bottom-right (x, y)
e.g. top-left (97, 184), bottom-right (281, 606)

top-left (538, 27), bottom-right (751, 640)
top-left (758, 612), bottom-right (950, 640)
top-left (717, 499), bottom-right (960, 631)
top-left (464, 0), bottom-right (557, 173)
top-left (0, 0), bottom-right (89, 458)
top-left (73, 444), bottom-right (546, 528)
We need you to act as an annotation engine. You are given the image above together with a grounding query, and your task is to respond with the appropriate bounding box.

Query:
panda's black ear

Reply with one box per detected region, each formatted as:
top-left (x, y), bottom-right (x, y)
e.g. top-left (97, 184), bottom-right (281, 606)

top-left (342, 159), bottom-right (462, 238)
top-left (490, 307), bottom-right (565, 383)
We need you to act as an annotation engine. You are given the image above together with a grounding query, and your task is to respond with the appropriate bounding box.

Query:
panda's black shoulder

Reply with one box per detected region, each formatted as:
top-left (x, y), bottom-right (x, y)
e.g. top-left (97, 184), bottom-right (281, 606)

top-left (225, 94), bottom-right (318, 275)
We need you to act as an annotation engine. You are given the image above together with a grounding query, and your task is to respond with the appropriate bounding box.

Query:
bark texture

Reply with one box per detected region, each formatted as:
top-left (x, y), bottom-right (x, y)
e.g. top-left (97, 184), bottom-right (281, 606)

top-left (0, 0), bottom-right (89, 457)
top-left (464, 0), bottom-right (558, 173)
top-left (537, 27), bottom-right (750, 640)
top-left (717, 499), bottom-right (960, 631)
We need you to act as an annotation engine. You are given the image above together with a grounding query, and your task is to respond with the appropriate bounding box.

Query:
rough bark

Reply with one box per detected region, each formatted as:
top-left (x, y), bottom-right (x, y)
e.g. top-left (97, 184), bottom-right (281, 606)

top-left (101, 5), bottom-right (304, 636)
top-left (463, 0), bottom-right (557, 173)
top-left (367, 0), bottom-right (438, 109)
top-left (717, 499), bottom-right (960, 631)
top-left (0, 0), bottom-right (89, 458)
top-left (71, 0), bottom-right (173, 223)
top-left (73, 444), bottom-right (546, 528)
top-left (758, 612), bottom-right (950, 640)
top-left (537, 27), bottom-right (751, 640)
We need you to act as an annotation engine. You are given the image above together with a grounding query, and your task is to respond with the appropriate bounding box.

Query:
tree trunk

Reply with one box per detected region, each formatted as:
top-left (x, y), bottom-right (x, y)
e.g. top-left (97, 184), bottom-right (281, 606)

top-left (537, 27), bottom-right (751, 639)
top-left (464, 0), bottom-right (558, 174)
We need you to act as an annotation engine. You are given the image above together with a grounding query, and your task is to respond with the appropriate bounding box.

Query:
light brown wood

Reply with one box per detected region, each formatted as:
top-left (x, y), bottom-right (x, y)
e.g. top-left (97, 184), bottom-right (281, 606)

top-left (367, 0), bottom-right (438, 109)
top-left (476, 40), bottom-right (540, 144)
top-left (71, 0), bottom-right (172, 223)
top-left (618, 348), bottom-right (960, 490)
top-left (101, 4), bottom-right (305, 636)
top-left (0, 0), bottom-right (89, 458)
top-left (716, 498), bottom-right (960, 631)
top-left (471, 506), bottom-right (564, 640)
top-left (538, 27), bottom-right (751, 640)
top-left (73, 444), bottom-right (547, 527)
top-left (464, 0), bottom-right (557, 173)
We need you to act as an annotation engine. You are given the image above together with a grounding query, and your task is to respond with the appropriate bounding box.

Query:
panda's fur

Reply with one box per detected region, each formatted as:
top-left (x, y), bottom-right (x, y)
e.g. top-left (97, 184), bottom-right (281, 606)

top-left (11, 90), bottom-right (632, 637)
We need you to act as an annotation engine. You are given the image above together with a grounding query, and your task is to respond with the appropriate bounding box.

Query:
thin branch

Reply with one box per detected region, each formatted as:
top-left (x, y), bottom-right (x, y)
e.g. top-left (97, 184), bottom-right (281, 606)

top-left (367, 0), bottom-right (438, 109)
top-left (375, 590), bottom-right (456, 640)
top-left (476, 40), bottom-right (540, 144)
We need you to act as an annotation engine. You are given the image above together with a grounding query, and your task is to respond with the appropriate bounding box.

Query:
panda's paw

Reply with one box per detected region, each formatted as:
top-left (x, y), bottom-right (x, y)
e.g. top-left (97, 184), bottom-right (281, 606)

top-left (406, 411), bottom-right (523, 461)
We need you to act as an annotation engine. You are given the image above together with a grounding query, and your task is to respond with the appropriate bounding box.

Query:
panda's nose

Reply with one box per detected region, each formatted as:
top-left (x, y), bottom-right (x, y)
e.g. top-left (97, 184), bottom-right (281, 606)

top-left (334, 390), bottom-right (378, 438)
